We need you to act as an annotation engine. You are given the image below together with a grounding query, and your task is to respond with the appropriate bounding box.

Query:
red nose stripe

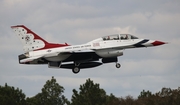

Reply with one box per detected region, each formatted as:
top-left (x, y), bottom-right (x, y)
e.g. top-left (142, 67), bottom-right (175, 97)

top-left (152, 41), bottom-right (166, 46)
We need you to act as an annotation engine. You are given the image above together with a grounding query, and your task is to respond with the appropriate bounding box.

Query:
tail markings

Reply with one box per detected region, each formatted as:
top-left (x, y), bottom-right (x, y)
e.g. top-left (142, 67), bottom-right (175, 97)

top-left (11, 25), bottom-right (69, 52)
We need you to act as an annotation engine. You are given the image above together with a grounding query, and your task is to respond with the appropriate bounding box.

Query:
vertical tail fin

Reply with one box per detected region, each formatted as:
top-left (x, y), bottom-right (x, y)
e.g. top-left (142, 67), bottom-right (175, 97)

top-left (11, 25), bottom-right (69, 52)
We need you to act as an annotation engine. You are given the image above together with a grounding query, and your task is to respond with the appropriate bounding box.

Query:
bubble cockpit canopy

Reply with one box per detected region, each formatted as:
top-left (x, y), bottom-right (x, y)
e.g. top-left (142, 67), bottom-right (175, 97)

top-left (102, 34), bottom-right (138, 41)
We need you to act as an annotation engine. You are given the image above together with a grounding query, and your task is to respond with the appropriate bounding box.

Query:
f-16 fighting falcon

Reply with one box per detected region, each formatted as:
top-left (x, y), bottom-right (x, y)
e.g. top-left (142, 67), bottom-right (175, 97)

top-left (11, 25), bottom-right (166, 74)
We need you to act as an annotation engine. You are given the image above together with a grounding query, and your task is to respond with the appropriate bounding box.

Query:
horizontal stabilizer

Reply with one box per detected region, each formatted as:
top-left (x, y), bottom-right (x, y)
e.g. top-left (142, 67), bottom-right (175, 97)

top-left (20, 56), bottom-right (43, 63)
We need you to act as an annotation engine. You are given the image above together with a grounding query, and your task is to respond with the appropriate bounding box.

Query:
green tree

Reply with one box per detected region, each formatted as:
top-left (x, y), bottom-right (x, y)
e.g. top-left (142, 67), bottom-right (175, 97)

top-left (154, 87), bottom-right (180, 105)
top-left (70, 78), bottom-right (118, 105)
top-left (171, 87), bottom-right (180, 105)
top-left (137, 87), bottom-right (180, 105)
top-left (106, 94), bottom-right (120, 105)
top-left (0, 83), bottom-right (26, 105)
top-left (26, 76), bottom-right (69, 105)
top-left (138, 90), bottom-right (152, 98)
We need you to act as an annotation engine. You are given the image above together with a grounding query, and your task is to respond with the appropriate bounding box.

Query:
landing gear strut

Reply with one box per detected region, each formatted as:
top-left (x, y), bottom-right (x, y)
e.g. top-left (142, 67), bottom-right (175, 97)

top-left (72, 62), bottom-right (80, 74)
top-left (116, 63), bottom-right (121, 68)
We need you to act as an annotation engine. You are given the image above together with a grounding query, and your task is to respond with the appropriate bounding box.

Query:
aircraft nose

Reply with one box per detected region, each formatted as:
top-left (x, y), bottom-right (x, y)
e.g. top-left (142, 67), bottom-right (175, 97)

top-left (151, 40), bottom-right (167, 46)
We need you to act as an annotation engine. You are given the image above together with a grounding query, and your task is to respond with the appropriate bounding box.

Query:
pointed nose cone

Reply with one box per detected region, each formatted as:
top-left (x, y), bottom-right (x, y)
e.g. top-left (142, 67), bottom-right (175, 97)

top-left (152, 41), bottom-right (167, 46)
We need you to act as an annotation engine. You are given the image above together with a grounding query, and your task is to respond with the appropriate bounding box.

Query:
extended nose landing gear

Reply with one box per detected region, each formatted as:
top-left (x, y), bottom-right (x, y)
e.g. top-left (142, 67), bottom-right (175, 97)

top-left (116, 63), bottom-right (121, 68)
top-left (101, 57), bottom-right (121, 69)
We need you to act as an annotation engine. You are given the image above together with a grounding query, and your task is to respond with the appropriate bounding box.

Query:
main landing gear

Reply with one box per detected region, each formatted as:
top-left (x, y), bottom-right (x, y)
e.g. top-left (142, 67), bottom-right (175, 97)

top-left (72, 67), bottom-right (80, 74)
top-left (72, 62), bottom-right (80, 74)
top-left (116, 63), bottom-right (121, 68)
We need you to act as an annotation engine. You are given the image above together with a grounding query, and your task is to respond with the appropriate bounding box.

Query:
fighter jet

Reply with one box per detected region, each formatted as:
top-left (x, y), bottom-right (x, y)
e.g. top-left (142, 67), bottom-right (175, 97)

top-left (11, 25), bottom-right (166, 74)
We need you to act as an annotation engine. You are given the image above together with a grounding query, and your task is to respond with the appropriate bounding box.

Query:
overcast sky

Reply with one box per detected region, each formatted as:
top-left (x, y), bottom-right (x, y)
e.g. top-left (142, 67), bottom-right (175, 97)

top-left (0, 0), bottom-right (180, 99)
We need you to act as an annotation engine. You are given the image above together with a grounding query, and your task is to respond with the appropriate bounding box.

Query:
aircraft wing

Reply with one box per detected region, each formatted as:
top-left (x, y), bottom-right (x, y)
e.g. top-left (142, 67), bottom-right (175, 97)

top-left (18, 50), bottom-right (101, 64)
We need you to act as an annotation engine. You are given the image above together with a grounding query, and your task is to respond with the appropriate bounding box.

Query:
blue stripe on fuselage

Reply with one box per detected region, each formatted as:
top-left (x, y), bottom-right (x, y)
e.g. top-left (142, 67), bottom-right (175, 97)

top-left (133, 39), bottom-right (149, 47)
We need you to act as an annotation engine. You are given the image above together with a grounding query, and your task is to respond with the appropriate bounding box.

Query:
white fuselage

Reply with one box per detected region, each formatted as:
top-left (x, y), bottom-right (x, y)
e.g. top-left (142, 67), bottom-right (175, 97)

top-left (27, 38), bottom-right (154, 62)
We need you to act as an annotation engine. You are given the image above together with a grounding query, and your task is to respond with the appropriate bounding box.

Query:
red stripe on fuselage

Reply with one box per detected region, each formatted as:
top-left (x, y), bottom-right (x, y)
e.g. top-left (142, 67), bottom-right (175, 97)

top-left (34, 43), bottom-right (70, 51)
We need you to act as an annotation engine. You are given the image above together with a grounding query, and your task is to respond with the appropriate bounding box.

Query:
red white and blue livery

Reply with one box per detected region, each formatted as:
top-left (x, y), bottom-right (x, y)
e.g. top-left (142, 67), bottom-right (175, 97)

top-left (11, 25), bottom-right (166, 74)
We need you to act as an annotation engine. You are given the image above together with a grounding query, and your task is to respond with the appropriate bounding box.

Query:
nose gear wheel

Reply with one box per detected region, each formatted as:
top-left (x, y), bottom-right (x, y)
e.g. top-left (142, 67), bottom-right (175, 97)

top-left (116, 63), bottom-right (121, 68)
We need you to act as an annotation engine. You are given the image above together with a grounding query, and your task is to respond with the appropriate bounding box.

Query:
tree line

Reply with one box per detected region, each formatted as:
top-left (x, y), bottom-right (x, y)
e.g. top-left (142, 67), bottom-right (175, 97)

top-left (0, 76), bottom-right (179, 105)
